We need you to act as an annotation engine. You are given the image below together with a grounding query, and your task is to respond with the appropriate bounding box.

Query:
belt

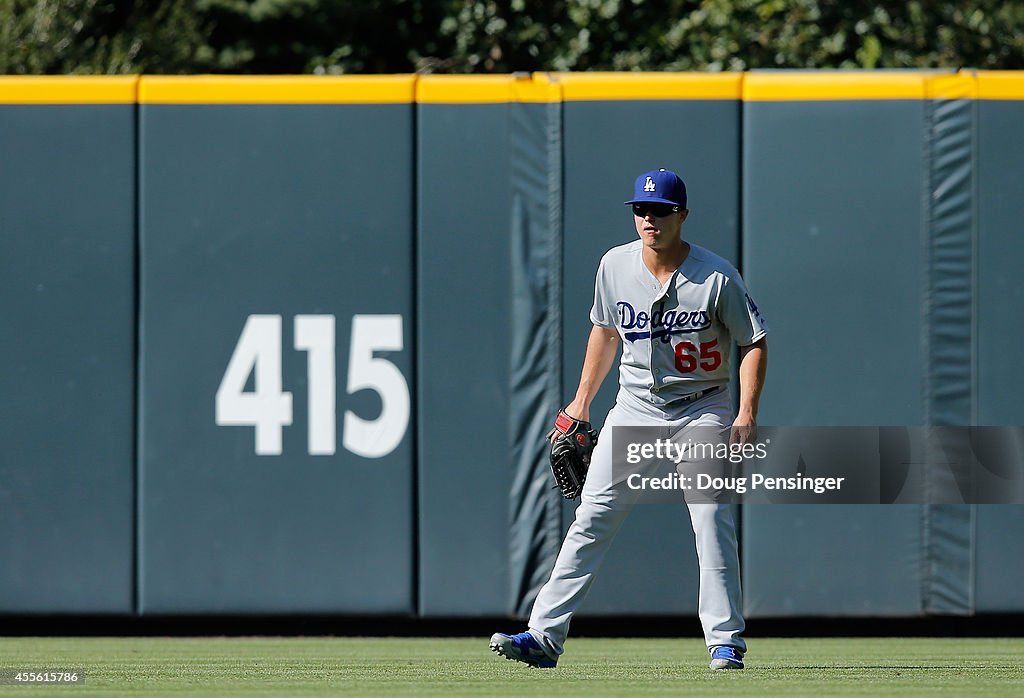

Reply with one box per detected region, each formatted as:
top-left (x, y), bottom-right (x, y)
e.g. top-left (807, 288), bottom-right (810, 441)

top-left (675, 385), bottom-right (723, 403)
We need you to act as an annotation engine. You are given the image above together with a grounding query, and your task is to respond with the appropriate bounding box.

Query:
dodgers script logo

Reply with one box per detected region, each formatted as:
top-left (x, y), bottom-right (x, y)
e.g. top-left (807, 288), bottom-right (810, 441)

top-left (618, 301), bottom-right (711, 342)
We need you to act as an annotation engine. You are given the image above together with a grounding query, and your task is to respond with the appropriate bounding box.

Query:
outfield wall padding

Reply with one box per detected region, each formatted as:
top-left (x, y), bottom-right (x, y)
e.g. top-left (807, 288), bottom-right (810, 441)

top-left (415, 97), bottom-right (514, 617)
top-left (0, 72), bottom-right (1023, 618)
top-left (0, 91), bottom-right (137, 613)
top-left (416, 76), bottom-right (565, 617)
top-left (136, 79), bottom-right (416, 613)
top-left (741, 72), bottom-right (1024, 618)
top-left (740, 84), bottom-right (929, 616)
top-left (972, 79), bottom-right (1024, 613)
top-left (976, 95), bottom-right (1024, 426)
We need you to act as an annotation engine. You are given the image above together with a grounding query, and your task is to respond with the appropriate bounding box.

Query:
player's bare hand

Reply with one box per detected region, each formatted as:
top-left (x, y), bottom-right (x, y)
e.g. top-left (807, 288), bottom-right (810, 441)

top-left (549, 400), bottom-right (590, 442)
top-left (730, 412), bottom-right (757, 446)
top-left (563, 399), bottom-right (589, 425)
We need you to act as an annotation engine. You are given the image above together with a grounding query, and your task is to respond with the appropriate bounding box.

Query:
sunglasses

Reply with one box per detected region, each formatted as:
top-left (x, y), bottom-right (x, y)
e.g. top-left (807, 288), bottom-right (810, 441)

top-left (632, 202), bottom-right (680, 217)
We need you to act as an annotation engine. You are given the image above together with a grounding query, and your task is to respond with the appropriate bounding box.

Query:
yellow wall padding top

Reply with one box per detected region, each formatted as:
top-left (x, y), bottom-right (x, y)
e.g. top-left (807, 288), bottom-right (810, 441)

top-left (2, 72), bottom-right (1023, 105)
top-left (0, 76), bottom-right (139, 104)
top-left (138, 75), bottom-right (416, 104)
top-left (744, 72), bottom-right (929, 101)
top-left (416, 73), bottom-right (561, 103)
top-left (976, 71), bottom-right (1024, 100)
top-left (556, 72), bottom-right (742, 101)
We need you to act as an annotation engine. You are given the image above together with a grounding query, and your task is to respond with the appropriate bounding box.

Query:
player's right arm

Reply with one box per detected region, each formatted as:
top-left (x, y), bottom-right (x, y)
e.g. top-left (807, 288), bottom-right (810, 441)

top-left (563, 325), bottom-right (620, 424)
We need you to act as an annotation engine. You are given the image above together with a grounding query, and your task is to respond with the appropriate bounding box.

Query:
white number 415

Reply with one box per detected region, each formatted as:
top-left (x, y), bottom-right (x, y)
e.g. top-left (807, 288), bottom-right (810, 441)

top-left (215, 314), bottom-right (410, 458)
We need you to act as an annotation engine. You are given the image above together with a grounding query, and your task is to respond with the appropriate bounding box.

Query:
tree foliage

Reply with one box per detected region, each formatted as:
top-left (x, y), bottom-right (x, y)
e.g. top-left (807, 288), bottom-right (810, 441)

top-left (0, 0), bottom-right (210, 73)
top-left (1, 0), bottom-right (1021, 74)
top-left (199, 0), bottom-right (452, 73)
top-left (437, 0), bottom-right (1024, 71)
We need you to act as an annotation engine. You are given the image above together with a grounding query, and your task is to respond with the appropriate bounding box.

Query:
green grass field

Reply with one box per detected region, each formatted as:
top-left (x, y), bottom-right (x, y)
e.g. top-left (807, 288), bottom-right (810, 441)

top-left (0, 637), bottom-right (1020, 697)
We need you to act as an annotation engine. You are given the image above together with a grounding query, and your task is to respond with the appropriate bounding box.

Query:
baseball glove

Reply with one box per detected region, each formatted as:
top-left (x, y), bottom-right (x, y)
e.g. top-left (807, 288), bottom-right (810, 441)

top-left (547, 409), bottom-right (598, 499)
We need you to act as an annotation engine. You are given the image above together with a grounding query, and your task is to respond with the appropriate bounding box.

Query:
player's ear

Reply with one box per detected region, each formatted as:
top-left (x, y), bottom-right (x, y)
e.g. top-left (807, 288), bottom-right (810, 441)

top-left (679, 209), bottom-right (690, 224)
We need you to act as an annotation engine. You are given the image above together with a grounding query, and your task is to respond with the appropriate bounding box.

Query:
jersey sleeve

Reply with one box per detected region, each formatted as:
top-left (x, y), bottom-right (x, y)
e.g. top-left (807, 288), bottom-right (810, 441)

top-left (589, 256), bottom-right (614, 328)
top-left (717, 271), bottom-right (768, 346)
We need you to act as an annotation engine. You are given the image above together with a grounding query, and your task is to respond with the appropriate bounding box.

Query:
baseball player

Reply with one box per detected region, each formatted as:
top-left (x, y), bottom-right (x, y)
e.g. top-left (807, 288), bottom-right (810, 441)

top-left (490, 168), bottom-right (768, 670)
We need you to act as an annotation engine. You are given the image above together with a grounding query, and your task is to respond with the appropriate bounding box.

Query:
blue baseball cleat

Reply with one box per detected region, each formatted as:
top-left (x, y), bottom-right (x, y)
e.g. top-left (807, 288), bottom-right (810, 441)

top-left (709, 645), bottom-right (744, 670)
top-left (489, 631), bottom-right (557, 668)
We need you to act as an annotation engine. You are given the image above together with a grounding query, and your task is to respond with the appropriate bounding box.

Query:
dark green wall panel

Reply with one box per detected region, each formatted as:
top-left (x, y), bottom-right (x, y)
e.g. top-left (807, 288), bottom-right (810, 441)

top-left (741, 99), bottom-right (927, 617)
top-left (0, 105), bottom-right (135, 612)
top-left (138, 104), bottom-right (415, 613)
top-left (975, 506), bottom-right (1024, 612)
top-left (974, 100), bottom-right (1024, 613)
top-left (416, 103), bottom-right (515, 616)
top-left (743, 505), bottom-right (922, 617)
top-left (743, 99), bottom-right (926, 427)
top-left (977, 101), bottom-right (1024, 426)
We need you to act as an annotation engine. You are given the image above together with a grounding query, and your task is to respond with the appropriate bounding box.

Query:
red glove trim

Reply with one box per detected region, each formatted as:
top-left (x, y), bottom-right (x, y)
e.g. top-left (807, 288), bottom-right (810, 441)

top-left (554, 410), bottom-right (574, 435)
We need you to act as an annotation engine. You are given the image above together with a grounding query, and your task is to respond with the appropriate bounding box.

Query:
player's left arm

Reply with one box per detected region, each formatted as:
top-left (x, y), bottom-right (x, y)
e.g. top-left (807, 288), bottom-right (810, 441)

top-left (716, 271), bottom-right (768, 445)
top-left (732, 337), bottom-right (767, 445)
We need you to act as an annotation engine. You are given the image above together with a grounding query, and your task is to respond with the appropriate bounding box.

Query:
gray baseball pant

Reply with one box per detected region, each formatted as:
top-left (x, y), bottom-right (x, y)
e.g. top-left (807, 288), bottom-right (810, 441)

top-left (527, 392), bottom-right (746, 657)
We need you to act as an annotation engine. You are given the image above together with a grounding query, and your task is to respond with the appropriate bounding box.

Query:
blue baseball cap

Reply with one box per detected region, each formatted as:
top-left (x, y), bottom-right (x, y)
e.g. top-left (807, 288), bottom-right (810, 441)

top-left (624, 168), bottom-right (687, 209)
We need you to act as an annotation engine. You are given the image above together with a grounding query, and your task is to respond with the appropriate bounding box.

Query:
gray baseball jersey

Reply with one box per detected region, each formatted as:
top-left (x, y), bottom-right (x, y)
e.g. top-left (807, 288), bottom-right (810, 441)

top-left (590, 240), bottom-right (768, 408)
